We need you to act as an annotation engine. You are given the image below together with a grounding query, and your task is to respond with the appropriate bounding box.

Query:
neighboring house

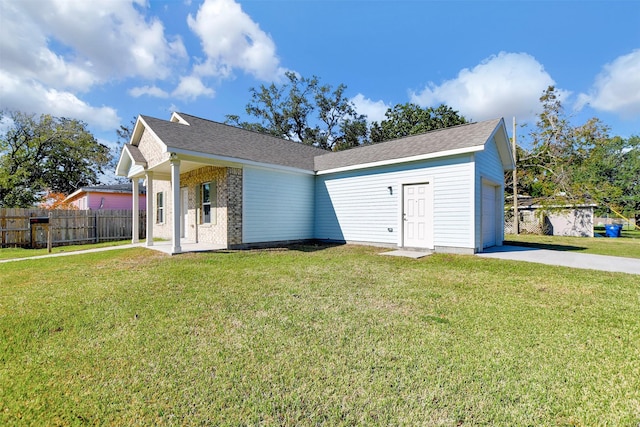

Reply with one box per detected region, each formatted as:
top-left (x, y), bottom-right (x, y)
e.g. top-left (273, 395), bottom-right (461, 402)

top-left (116, 112), bottom-right (514, 254)
top-left (505, 196), bottom-right (596, 237)
top-left (64, 184), bottom-right (147, 211)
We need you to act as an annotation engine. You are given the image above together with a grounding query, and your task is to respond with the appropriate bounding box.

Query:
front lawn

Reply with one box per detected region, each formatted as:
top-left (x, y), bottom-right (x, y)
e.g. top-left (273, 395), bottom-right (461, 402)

top-left (1, 245), bottom-right (639, 425)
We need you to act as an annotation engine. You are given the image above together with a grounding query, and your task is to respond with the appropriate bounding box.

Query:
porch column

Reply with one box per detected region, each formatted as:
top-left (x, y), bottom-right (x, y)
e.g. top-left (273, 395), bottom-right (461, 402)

top-left (171, 156), bottom-right (182, 254)
top-left (145, 171), bottom-right (154, 246)
top-left (131, 179), bottom-right (139, 244)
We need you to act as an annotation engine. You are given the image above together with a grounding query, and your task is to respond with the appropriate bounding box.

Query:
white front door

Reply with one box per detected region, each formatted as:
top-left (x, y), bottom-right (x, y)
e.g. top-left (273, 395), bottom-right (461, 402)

top-left (403, 183), bottom-right (433, 249)
top-left (181, 187), bottom-right (188, 239)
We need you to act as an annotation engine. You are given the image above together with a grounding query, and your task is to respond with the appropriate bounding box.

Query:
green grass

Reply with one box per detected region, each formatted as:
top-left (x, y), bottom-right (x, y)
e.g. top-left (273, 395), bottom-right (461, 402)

top-left (505, 232), bottom-right (640, 259)
top-left (0, 240), bottom-right (132, 260)
top-left (1, 244), bottom-right (639, 425)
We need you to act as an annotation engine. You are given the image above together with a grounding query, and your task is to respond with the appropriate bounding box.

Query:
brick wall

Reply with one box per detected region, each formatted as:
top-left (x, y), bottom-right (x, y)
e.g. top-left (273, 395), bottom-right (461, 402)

top-left (151, 165), bottom-right (243, 247)
top-left (137, 129), bottom-right (169, 168)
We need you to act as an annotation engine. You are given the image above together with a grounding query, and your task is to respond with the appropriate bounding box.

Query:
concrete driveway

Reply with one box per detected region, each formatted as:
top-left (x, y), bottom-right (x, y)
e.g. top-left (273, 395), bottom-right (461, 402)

top-left (478, 245), bottom-right (640, 275)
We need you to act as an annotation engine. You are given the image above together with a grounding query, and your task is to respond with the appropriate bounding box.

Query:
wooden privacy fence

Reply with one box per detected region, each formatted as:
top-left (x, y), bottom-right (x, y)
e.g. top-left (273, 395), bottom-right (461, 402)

top-left (0, 208), bottom-right (146, 248)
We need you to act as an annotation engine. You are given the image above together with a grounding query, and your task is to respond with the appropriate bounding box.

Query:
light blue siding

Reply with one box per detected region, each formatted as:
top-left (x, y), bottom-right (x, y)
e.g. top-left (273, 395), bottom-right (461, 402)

top-left (474, 136), bottom-right (506, 249)
top-left (477, 136), bottom-right (506, 183)
top-left (315, 156), bottom-right (474, 249)
top-left (243, 167), bottom-right (315, 243)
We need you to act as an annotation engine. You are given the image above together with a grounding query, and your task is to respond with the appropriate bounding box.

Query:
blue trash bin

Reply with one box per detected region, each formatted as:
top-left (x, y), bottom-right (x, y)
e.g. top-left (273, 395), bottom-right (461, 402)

top-left (605, 224), bottom-right (622, 237)
top-left (614, 224), bottom-right (623, 237)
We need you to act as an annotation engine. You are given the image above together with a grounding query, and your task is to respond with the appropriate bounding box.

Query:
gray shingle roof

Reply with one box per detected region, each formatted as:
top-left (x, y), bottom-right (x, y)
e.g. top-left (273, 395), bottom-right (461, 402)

top-left (137, 113), bottom-right (504, 173)
top-left (314, 118), bottom-right (503, 171)
top-left (124, 144), bottom-right (147, 165)
top-left (140, 113), bottom-right (328, 171)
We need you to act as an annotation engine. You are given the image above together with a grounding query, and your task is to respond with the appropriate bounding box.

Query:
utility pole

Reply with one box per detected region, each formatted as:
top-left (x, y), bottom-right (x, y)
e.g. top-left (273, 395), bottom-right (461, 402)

top-left (513, 117), bottom-right (519, 234)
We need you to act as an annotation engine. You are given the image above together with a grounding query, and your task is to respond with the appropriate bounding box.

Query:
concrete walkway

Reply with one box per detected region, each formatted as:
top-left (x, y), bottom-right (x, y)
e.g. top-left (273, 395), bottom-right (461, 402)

top-left (478, 245), bottom-right (640, 275)
top-left (0, 240), bottom-right (226, 263)
top-left (0, 243), bottom-right (144, 263)
top-left (380, 249), bottom-right (432, 259)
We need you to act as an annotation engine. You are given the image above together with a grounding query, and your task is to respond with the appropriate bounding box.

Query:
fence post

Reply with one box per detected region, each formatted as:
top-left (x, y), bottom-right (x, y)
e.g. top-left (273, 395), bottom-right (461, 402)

top-left (47, 212), bottom-right (52, 253)
top-left (30, 212), bottom-right (35, 249)
top-left (0, 209), bottom-right (5, 247)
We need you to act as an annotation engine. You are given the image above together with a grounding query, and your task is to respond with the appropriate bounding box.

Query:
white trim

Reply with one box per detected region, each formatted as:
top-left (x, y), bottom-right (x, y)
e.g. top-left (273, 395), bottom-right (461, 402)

top-left (63, 188), bottom-right (83, 202)
top-left (170, 112), bottom-right (190, 125)
top-left (146, 171), bottom-right (154, 246)
top-left (171, 159), bottom-right (182, 254)
top-left (116, 145), bottom-right (147, 177)
top-left (126, 164), bottom-right (146, 179)
top-left (316, 145), bottom-right (485, 175)
top-left (131, 179), bottom-right (139, 244)
top-left (469, 153), bottom-right (477, 249)
top-left (490, 118), bottom-right (515, 170)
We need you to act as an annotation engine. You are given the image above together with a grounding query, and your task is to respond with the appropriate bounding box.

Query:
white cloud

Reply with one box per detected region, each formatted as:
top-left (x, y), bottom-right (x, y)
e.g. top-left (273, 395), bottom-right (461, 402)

top-left (129, 85), bottom-right (170, 98)
top-left (576, 49), bottom-right (640, 118)
top-left (0, 70), bottom-right (120, 131)
top-left (187, 0), bottom-right (287, 81)
top-left (1, 0), bottom-right (186, 90)
top-left (351, 94), bottom-right (390, 124)
top-left (0, 0), bottom-right (186, 129)
top-left (410, 52), bottom-right (565, 122)
top-left (172, 76), bottom-right (216, 101)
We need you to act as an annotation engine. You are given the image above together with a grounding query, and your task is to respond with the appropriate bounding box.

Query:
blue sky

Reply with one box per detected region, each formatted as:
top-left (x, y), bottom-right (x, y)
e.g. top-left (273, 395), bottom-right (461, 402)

top-left (1, 0), bottom-right (639, 163)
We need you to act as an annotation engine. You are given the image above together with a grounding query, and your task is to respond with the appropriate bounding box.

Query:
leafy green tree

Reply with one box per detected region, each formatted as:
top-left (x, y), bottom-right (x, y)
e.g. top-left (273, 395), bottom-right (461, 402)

top-left (226, 72), bottom-right (368, 151)
top-left (517, 86), bottom-right (584, 200)
top-left (0, 111), bottom-right (111, 207)
top-left (573, 133), bottom-right (640, 219)
top-left (369, 103), bottom-right (468, 143)
top-left (513, 86), bottom-right (639, 222)
top-left (617, 136), bottom-right (640, 222)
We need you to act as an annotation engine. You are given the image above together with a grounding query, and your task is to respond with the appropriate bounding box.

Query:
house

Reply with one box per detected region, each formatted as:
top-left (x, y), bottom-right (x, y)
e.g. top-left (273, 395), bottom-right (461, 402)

top-left (116, 112), bottom-right (514, 254)
top-left (64, 183), bottom-right (146, 211)
top-left (506, 196), bottom-right (596, 237)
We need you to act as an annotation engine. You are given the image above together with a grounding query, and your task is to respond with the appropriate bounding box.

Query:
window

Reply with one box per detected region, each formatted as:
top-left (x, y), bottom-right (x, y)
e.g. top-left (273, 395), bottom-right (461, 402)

top-left (201, 181), bottom-right (217, 224)
top-left (156, 192), bottom-right (164, 224)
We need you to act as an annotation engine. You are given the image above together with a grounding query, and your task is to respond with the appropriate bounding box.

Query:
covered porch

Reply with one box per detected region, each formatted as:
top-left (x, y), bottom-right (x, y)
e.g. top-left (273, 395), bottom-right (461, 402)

top-left (118, 144), bottom-right (243, 255)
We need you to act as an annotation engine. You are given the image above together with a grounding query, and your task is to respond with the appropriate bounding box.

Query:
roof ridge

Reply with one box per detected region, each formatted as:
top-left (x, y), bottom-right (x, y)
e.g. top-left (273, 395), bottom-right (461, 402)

top-left (314, 118), bottom-right (501, 160)
top-left (367, 117), bottom-right (500, 146)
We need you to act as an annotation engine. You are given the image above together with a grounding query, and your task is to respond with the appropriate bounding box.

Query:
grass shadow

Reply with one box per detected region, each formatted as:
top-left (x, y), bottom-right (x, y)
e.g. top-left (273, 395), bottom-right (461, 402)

top-left (214, 241), bottom-right (346, 255)
top-left (503, 240), bottom-right (587, 252)
top-left (286, 241), bottom-right (346, 252)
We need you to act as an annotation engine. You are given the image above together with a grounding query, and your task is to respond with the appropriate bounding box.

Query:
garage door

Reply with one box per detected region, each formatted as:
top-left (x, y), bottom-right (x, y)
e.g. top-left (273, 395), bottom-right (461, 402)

top-left (482, 183), bottom-right (497, 248)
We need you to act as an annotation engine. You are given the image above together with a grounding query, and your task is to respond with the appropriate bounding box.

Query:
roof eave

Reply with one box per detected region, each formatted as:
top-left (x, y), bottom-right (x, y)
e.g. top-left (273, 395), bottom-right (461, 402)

top-left (490, 118), bottom-right (515, 171)
top-left (116, 145), bottom-right (148, 177)
top-left (63, 188), bottom-right (84, 202)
